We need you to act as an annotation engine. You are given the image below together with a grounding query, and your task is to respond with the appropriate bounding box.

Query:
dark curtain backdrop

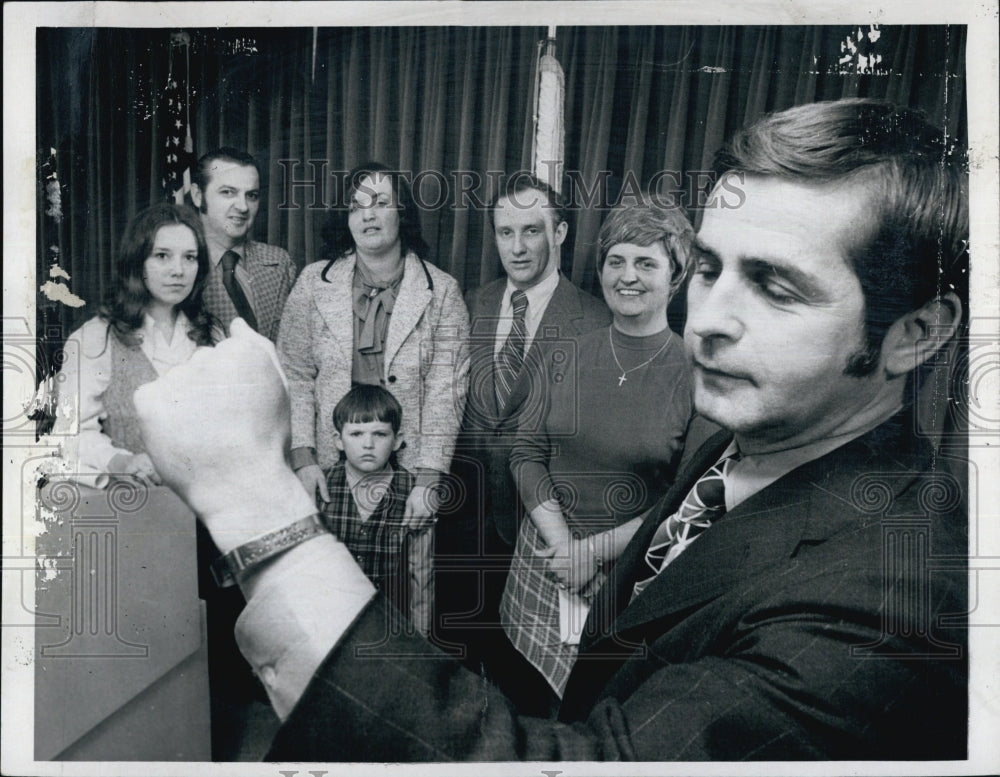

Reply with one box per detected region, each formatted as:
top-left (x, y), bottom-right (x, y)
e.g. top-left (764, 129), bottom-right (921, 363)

top-left (36, 25), bottom-right (967, 347)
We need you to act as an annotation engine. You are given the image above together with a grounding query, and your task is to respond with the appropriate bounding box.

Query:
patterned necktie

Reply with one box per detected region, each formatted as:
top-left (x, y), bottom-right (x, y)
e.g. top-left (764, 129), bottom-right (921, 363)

top-left (221, 250), bottom-right (258, 331)
top-left (631, 451), bottom-right (740, 600)
top-left (494, 290), bottom-right (528, 408)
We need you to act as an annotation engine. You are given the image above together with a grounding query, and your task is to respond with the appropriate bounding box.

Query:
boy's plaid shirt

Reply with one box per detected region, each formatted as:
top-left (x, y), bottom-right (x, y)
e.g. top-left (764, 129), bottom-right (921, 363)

top-left (320, 462), bottom-right (417, 619)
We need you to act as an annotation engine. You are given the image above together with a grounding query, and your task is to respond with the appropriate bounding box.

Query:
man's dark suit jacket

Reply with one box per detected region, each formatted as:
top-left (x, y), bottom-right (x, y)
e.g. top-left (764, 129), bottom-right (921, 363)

top-left (449, 275), bottom-right (611, 546)
top-left (269, 411), bottom-right (967, 761)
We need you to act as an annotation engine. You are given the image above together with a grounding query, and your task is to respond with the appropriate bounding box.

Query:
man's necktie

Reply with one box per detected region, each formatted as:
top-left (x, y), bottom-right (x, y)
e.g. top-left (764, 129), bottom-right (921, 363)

top-left (221, 250), bottom-right (258, 331)
top-left (494, 290), bottom-right (528, 408)
top-left (631, 451), bottom-right (740, 600)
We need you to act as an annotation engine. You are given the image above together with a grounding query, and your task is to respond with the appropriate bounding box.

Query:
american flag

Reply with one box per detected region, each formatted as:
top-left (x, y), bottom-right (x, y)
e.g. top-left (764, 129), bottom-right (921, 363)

top-left (161, 32), bottom-right (194, 204)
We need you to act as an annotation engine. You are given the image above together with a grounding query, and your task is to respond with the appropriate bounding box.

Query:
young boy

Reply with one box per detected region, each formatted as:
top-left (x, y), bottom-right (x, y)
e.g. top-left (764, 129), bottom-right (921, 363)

top-left (320, 385), bottom-right (432, 636)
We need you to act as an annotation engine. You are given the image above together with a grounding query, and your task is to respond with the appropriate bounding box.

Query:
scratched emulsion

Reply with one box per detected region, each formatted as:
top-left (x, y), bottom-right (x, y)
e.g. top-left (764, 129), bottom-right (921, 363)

top-left (38, 148), bottom-right (85, 310)
top-left (38, 277), bottom-right (84, 308)
top-left (35, 507), bottom-right (66, 588)
top-left (32, 141), bottom-right (82, 596)
top-left (838, 25), bottom-right (885, 75)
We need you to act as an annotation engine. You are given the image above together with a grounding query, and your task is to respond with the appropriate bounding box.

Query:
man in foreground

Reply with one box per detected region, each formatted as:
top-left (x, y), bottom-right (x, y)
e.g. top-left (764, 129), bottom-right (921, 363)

top-left (136, 98), bottom-right (968, 759)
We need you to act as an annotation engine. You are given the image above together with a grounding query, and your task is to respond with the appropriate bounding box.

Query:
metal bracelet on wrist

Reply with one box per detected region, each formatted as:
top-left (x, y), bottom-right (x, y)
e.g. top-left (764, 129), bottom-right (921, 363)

top-left (211, 513), bottom-right (325, 587)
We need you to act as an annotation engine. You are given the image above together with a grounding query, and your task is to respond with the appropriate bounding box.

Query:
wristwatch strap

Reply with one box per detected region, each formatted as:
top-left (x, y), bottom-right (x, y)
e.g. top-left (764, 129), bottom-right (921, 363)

top-left (211, 513), bottom-right (325, 587)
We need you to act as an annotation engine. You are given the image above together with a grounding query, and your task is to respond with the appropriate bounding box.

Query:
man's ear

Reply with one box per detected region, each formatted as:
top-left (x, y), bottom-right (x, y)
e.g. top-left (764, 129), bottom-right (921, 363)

top-left (333, 431), bottom-right (344, 452)
top-left (190, 183), bottom-right (203, 209)
top-left (882, 292), bottom-right (963, 378)
top-left (392, 432), bottom-right (404, 453)
top-left (552, 219), bottom-right (568, 247)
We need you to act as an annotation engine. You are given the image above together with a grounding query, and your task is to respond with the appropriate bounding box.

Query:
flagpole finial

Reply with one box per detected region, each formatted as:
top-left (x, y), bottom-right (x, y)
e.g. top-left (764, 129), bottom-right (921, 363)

top-left (542, 28), bottom-right (557, 58)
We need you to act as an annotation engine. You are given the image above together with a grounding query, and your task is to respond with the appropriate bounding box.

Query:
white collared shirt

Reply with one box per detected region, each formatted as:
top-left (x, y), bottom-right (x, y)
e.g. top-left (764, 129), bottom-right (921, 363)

top-left (493, 269), bottom-right (561, 356)
top-left (723, 415), bottom-right (899, 511)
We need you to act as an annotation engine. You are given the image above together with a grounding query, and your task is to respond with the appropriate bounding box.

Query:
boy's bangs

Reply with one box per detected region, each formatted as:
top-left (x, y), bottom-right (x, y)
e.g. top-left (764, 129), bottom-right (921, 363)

top-left (345, 410), bottom-right (388, 426)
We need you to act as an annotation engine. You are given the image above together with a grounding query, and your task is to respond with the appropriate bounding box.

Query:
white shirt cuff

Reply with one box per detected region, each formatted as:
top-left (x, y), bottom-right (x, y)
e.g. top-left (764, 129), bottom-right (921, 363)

top-left (234, 533), bottom-right (376, 720)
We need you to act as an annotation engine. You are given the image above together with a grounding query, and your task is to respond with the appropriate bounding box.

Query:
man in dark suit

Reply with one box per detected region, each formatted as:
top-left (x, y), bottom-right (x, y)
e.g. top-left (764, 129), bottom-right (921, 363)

top-left (136, 99), bottom-right (971, 760)
top-left (436, 174), bottom-right (609, 701)
top-left (192, 147), bottom-right (298, 343)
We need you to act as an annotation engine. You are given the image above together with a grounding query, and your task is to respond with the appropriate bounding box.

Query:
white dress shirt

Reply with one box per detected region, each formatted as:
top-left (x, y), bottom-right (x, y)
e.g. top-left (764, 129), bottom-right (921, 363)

top-left (724, 425), bottom-right (892, 511)
top-left (235, 534), bottom-right (376, 720)
top-left (492, 270), bottom-right (561, 356)
top-left (55, 312), bottom-right (202, 483)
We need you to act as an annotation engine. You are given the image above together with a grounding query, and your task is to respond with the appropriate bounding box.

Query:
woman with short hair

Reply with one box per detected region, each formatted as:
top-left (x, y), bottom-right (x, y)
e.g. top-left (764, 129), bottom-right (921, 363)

top-left (501, 195), bottom-right (695, 705)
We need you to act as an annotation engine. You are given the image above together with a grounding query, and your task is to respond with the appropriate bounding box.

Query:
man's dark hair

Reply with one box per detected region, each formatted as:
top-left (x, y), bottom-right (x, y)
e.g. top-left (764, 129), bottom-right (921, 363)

top-left (320, 161), bottom-right (430, 269)
top-left (193, 147), bottom-right (261, 191)
top-left (490, 172), bottom-right (567, 231)
top-left (713, 98), bottom-right (968, 376)
top-left (332, 384), bottom-right (403, 434)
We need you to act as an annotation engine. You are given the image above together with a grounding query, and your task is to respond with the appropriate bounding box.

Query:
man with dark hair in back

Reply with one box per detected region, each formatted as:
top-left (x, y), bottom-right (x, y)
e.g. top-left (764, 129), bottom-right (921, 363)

top-left (137, 99), bottom-right (969, 760)
top-left (191, 149), bottom-right (300, 755)
top-left (192, 147), bottom-right (297, 342)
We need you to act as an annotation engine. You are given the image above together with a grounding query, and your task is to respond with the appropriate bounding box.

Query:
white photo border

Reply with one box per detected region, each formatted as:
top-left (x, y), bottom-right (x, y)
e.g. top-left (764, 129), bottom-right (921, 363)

top-left (4, 2), bottom-right (998, 776)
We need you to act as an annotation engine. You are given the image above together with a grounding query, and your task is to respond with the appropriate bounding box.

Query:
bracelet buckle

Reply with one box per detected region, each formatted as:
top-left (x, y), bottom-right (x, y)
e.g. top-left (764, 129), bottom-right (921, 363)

top-left (211, 513), bottom-right (325, 587)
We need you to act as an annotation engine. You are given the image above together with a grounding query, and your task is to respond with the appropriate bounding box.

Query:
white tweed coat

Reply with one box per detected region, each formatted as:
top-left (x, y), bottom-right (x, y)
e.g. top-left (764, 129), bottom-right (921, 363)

top-left (277, 252), bottom-right (470, 474)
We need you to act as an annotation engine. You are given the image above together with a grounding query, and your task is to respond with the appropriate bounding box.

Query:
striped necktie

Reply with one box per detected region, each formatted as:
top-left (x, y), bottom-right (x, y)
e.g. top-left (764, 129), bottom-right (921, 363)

top-left (632, 451), bottom-right (740, 600)
top-left (494, 290), bottom-right (528, 409)
top-left (221, 250), bottom-right (258, 331)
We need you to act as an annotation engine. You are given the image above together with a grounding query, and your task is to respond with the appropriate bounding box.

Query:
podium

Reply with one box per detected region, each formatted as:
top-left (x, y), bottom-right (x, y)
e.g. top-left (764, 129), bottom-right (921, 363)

top-left (34, 480), bottom-right (211, 760)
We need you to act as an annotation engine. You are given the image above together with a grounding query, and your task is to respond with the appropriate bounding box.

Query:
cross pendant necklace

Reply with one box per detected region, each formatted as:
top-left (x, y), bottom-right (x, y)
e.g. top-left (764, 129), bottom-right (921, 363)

top-left (609, 327), bottom-right (672, 388)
